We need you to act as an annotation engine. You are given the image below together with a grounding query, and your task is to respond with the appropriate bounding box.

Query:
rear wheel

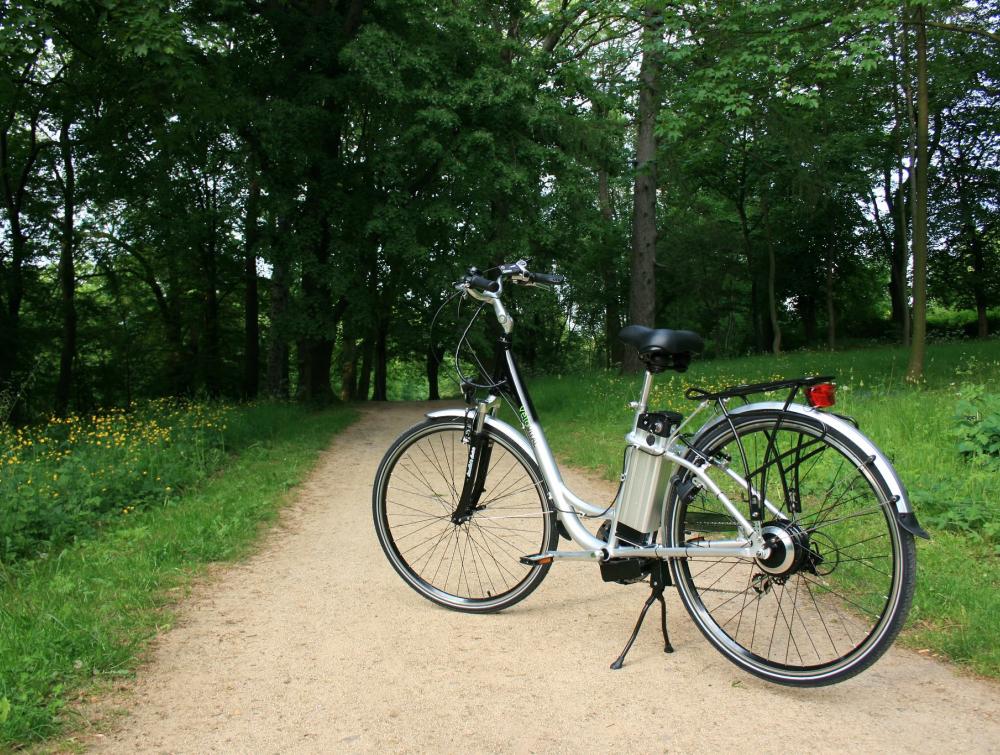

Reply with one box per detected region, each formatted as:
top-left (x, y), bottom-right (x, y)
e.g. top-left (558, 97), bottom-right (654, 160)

top-left (373, 418), bottom-right (557, 612)
top-left (665, 410), bottom-right (916, 686)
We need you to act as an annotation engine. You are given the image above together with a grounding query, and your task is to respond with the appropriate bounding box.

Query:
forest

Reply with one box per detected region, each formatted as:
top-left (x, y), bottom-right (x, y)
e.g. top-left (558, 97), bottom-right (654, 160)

top-left (1, 0), bottom-right (998, 415)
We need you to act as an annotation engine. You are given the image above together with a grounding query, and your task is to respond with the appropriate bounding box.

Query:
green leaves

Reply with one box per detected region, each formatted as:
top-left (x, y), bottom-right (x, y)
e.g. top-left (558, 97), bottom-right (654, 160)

top-left (952, 384), bottom-right (1000, 465)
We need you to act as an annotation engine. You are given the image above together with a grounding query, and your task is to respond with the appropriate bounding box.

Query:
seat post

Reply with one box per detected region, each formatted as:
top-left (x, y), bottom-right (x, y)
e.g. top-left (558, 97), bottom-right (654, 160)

top-left (632, 370), bottom-right (655, 432)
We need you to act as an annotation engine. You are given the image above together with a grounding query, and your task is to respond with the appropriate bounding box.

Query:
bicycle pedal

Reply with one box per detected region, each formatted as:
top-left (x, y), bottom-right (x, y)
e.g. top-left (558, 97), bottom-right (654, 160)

top-left (520, 554), bottom-right (554, 565)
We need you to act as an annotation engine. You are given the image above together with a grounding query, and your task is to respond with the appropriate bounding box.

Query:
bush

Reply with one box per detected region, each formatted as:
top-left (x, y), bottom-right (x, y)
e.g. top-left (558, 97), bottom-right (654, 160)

top-left (0, 400), bottom-right (238, 564)
top-left (952, 384), bottom-right (1000, 466)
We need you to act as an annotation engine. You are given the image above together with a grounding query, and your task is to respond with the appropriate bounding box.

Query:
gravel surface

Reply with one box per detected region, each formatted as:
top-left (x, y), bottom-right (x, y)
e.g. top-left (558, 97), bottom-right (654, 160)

top-left (89, 401), bottom-right (1000, 753)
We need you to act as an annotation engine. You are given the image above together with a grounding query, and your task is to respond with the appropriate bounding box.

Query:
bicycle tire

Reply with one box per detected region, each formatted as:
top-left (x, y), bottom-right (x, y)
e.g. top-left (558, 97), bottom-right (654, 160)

top-left (665, 409), bottom-right (916, 686)
top-left (373, 417), bottom-right (557, 613)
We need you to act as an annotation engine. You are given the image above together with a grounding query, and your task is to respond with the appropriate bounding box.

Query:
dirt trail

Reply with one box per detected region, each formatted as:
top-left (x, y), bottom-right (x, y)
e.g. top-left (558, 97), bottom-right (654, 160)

top-left (92, 402), bottom-right (999, 753)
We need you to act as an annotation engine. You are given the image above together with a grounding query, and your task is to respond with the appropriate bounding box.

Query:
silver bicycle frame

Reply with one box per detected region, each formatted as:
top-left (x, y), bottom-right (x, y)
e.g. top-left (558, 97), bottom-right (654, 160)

top-left (437, 283), bottom-right (773, 564)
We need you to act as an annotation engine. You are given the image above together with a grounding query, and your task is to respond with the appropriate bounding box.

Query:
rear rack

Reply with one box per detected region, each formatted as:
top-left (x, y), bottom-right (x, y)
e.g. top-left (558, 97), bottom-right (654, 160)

top-left (685, 375), bottom-right (834, 403)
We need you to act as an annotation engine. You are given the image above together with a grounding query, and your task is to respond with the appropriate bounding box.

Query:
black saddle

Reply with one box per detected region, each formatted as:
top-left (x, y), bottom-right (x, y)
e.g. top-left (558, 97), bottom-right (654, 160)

top-left (619, 325), bottom-right (703, 373)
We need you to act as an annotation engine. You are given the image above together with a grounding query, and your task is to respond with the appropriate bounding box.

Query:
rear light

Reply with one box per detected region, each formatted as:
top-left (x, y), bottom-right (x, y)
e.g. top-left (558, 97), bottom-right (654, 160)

top-left (805, 383), bottom-right (836, 408)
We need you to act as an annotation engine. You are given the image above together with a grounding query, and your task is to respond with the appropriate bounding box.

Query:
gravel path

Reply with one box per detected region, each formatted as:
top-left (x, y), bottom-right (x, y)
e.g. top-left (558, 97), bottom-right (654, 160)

top-left (91, 401), bottom-right (999, 753)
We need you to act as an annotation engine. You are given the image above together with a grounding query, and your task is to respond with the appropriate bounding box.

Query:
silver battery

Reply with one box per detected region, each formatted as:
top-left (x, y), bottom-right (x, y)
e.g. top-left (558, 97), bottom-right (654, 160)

top-left (617, 433), bottom-right (671, 533)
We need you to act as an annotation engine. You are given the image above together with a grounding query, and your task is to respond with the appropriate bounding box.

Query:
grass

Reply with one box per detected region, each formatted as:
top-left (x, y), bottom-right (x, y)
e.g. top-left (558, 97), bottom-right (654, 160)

top-left (0, 402), bottom-right (357, 747)
top-left (527, 338), bottom-right (1000, 678)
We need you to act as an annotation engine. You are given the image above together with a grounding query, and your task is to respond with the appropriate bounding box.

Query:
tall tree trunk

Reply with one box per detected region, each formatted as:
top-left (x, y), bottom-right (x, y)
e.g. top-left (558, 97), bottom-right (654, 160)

top-left (736, 199), bottom-right (766, 352)
top-left (623, 5), bottom-right (661, 374)
top-left (954, 160), bottom-right (990, 338)
top-left (0, 119), bottom-right (39, 405)
top-left (801, 294), bottom-right (818, 344)
top-left (826, 256), bottom-right (837, 350)
top-left (888, 30), bottom-right (911, 346)
top-left (598, 168), bottom-right (624, 367)
top-left (357, 338), bottom-right (373, 401)
top-left (55, 118), bottom-right (77, 416)
top-left (339, 322), bottom-right (358, 401)
top-left (762, 197), bottom-right (781, 355)
top-left (906, 2), bottom-right (930, 381)
top-left (201, 237), bottom-right (221, 396)
top-left (297, 216), bottom-right (336, 404)
top-left (242, 175), bottom-right (261, 400)
top-left (881, 166), bottom-right (910, 344)
top-left (372, 321), bottom-right (388, 401)
top-left (889, 181), bottom-right (911, 345)
top-left (967, 220), bottom-right (989, 338)
top-left (266, 253), bottom-right (290, 399)
top-left (427, 345), bottom-right (442, 401)
top-left (297, 295), bottom-right (348, 404)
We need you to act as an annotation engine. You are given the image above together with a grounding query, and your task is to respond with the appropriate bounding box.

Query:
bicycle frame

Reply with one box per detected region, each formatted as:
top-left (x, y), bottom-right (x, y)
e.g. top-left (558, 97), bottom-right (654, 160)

top-left (439, 285), bottom-right (773, 564)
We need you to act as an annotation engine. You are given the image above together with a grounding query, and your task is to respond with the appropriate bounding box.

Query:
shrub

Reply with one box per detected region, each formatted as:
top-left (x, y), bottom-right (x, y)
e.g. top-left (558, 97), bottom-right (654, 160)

top-left (952, 384), bottom-right (1000, 466)
top-left (0, 400), bottom-right (232, 564)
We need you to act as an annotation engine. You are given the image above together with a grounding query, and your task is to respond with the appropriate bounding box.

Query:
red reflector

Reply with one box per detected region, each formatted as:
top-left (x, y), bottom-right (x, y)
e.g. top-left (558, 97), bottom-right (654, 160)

top-left (805, 383), bottom-right (836, 408)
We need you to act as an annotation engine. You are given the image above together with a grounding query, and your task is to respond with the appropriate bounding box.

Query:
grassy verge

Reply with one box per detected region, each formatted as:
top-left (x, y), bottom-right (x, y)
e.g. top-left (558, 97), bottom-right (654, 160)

top-left (0, 403), bottom-right (357, 747)
top-left (527, 339), bottom-right (1000, 678)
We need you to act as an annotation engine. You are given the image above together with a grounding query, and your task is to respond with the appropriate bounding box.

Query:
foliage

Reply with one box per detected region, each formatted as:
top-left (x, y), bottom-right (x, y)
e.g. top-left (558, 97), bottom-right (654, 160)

top-left (0, 0), bottom-right (997, 413)
top-left (951, 384), bottom-right (1000, 465)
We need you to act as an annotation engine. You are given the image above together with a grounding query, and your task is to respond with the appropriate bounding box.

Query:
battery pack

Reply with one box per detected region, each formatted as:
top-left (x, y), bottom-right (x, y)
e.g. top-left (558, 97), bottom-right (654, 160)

top-left (617, 439), bottom-right (670, 533)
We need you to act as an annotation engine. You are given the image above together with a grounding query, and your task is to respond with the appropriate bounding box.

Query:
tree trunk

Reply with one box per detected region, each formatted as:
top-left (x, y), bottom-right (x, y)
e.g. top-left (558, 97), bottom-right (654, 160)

top-left (297, 296), bottom-right (348, 404)
top-left (598, 168), bottom-right (624, 367)
top-left (296, 214), bottom-right (336, 403)
top-left (801, 294), bottom-right (818, 344)
top-left (339, 324), bottom-right (358, 401)
top-left (888, 30), bottom-right (911, 347)
top-left (882, 168), bottom-right (910, 345)
top-left (0, 111), bottom-right (40, 406)
top-left (623, 5), bottom-right (661, 374)
top-left (826, 257), bottom-right (837, 350)
top-left (762, 197), bottom-right (781, 355)
top-left (372, 322), bottom-right (388, 402)
top-left (201, 237), bottom-right (221, 396)
top-left (968, 218), bottom-right (989, 339)
top-left (55, 118), bottom-right (77, 416)
top-left (955, 161), bottom-right (990, 339)
top-left (906, 2), bottom-right (930, 382)
top-left (357, 338), bottom-right (373, 401)
top-left (736, 200), bottom-right (766, 352)
top-left (266, 253), bottom-right (290, 399)
top-left (427, 345), bottom-right (442, 401)
top-left (242, 175), bottom-right (261, 400)
top-left (298, 339), bottom-right (335, 404)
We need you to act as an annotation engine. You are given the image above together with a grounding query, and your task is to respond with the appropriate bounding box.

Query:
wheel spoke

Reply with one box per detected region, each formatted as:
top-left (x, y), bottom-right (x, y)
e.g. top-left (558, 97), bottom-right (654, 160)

top-left (667, 413), bottom-right (913, 683)
top-left (376, 423), bottom-right (551, 608)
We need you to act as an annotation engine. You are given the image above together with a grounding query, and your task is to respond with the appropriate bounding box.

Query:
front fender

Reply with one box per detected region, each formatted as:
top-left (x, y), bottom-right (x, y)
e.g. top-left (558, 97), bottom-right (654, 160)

top-left (692, 402), bottom-right (929, 539)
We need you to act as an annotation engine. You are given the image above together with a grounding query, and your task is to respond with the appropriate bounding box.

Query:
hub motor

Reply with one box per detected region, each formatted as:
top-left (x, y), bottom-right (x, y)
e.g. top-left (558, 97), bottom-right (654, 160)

top-left (755, 520), bottom-right (818, 578)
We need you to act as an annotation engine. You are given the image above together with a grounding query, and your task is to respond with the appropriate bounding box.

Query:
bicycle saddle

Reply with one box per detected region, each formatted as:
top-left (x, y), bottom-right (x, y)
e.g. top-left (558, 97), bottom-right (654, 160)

top-left (618, 325), bottom-right (703, 373)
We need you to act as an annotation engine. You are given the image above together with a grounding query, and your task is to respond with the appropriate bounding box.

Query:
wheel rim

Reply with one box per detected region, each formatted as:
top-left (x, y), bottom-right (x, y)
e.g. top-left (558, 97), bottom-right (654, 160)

top-left (378, 424), bottom-right (551, 607)
top-left (671, 417), bottom-right (905, 679)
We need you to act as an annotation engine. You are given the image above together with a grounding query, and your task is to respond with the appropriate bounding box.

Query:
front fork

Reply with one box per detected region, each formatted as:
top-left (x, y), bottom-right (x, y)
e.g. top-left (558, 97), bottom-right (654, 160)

top-left (453, 399), bottom-right (495, 524)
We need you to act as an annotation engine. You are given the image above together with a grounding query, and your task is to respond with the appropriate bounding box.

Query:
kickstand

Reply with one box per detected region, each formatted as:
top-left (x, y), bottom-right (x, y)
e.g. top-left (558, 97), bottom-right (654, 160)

top-left (610, 561), bottom-right (674, 670)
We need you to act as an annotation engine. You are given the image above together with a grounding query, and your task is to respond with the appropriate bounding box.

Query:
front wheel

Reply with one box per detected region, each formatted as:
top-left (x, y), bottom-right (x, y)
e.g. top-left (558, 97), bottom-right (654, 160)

top-left (665, 410), bottom-right (917, 686)
top-left (373, 418), bottom-right (557, 613)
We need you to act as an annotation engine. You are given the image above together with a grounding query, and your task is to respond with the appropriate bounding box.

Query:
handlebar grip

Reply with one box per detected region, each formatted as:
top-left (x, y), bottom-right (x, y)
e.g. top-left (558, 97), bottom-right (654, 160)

top-left (466, 275), bottom-right (500, 293)
top-left (529, 271), bottom-right (565, 286)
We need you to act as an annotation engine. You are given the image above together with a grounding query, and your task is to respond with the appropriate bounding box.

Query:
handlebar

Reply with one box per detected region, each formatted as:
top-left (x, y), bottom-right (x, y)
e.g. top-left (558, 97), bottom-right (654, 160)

top-left (458, 260), bottom-right (564, 294)
top-left (465, 272), bottom-right (501, 293)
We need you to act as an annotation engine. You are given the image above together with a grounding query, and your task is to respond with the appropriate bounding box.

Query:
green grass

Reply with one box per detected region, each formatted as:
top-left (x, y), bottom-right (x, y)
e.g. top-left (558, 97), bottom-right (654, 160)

top-left (0, 402), bottom-right (357, 747)
top-left (528, 338), bottom-right (1000, 678)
